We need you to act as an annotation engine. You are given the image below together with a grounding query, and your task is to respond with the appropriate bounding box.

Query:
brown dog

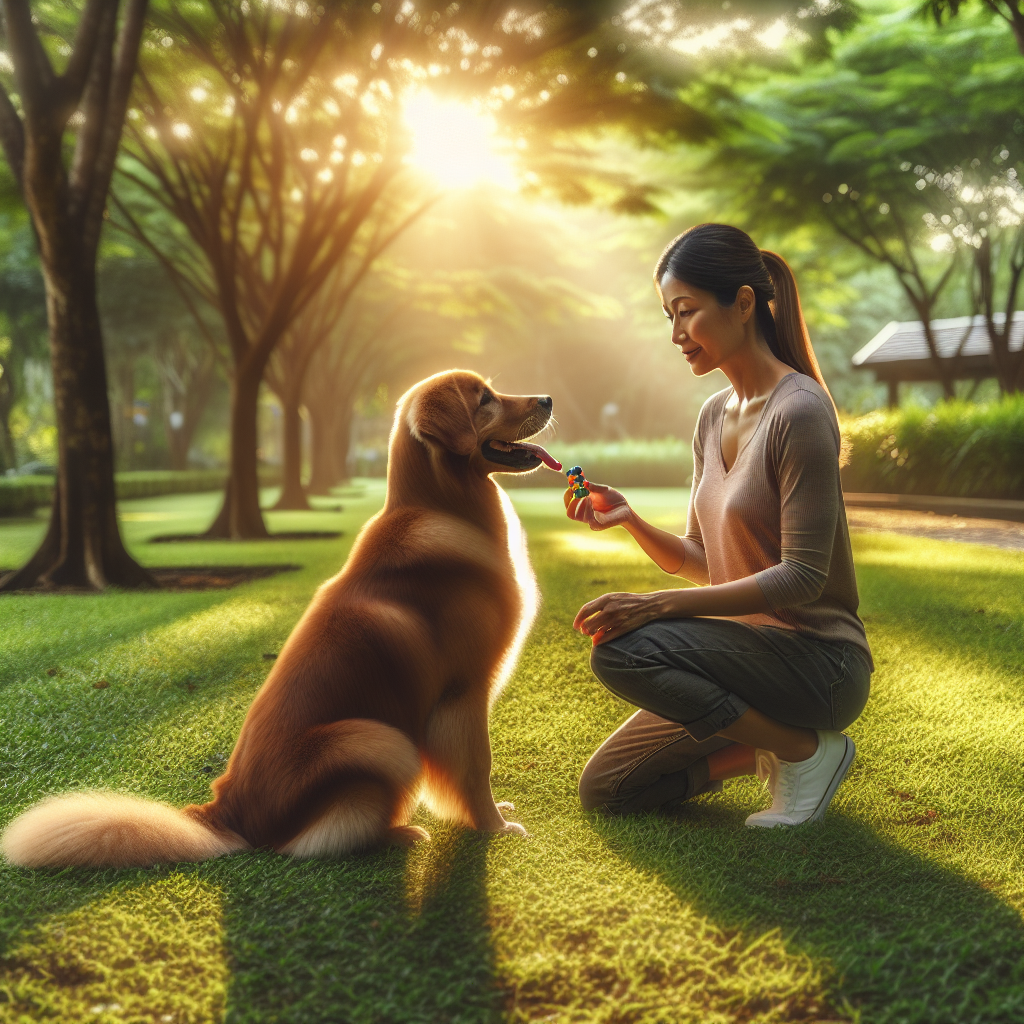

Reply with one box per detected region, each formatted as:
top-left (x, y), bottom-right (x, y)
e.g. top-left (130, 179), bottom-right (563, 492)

top-left (2, 370), bottom-right (560, 867)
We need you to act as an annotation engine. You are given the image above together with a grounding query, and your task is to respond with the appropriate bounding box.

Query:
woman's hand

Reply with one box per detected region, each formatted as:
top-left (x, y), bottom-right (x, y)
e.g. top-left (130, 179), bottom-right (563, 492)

top-left (564, 481), bottom-right (632, 531)
top-left (573, 591), bottom-right (668, 645)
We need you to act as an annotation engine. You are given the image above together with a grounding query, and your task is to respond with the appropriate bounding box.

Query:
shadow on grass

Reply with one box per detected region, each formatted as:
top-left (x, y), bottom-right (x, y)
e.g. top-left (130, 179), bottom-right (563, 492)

top-left (589, 800), bottom-right (1024, 1024)
top-left (0, 824), bottom-right (502, 1024)
top-left (0, 588), bottom-right (251, 694)
top-left (217, 825), bottom-right (500, 1024)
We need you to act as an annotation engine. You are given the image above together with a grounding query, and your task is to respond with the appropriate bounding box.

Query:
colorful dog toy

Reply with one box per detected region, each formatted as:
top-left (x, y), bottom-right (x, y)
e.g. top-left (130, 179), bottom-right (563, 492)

top-left (566, 465), bottom-right (590, 499)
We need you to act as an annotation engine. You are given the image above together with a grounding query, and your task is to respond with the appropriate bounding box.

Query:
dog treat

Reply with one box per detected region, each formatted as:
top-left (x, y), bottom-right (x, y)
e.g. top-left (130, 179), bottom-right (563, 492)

top-left (566, 465), bottom-right (590, 499)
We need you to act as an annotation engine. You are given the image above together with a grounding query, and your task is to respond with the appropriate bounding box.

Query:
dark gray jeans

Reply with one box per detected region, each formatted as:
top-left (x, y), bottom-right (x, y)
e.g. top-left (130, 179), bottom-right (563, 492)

top-left (580, 618), bottom-right (871, 815)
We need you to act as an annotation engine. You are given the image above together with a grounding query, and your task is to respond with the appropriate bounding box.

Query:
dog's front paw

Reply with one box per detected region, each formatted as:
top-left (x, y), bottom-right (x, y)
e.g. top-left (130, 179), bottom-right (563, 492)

top-left (495, 801), bottom-right (515, 813)
top-left (498, 820), bottom-right (529, 837)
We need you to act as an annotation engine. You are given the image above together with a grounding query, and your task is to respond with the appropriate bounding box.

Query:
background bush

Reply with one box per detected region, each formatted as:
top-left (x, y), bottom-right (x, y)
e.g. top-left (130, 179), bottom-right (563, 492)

top-left (499, 439), bottom-right (694, 489)
top-left (840, 395), bottom-right (1024, 501)
top-left (0, 469), bottom-right (282, 517)
top-left (5, 398), bottom-right (1021, 516)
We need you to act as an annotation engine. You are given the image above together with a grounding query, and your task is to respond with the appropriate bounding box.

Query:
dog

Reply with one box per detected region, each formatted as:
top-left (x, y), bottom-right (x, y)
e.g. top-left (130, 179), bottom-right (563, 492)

top-left (2, 370), bottom-right (561, 867)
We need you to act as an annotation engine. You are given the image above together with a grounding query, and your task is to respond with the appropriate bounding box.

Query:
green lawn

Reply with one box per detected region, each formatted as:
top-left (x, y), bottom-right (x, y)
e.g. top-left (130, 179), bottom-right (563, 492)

top-left (0, 484), bottom-right (1021, 1024)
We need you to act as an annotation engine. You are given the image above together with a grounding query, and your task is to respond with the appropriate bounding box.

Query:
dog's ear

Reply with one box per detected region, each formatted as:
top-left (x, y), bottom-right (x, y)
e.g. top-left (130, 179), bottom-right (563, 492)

top-left (406, 377), bottom-right (478, 456)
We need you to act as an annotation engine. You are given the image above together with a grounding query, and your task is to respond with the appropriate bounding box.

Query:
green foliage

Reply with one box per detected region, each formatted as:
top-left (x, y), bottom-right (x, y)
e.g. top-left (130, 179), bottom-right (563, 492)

top-left (502, 438), bottom-right (694, 488)
top-left (0, 486), bottom-right (1021, 1022)
top-left (841, 394), bottom-right (1024, 499)
top-left (0, 477), bottom-right (53, 517)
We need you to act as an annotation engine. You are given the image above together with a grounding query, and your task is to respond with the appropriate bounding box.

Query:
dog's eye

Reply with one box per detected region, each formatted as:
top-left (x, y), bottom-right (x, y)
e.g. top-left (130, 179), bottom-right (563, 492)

top-left (479, 391), bottom-right (493, 407)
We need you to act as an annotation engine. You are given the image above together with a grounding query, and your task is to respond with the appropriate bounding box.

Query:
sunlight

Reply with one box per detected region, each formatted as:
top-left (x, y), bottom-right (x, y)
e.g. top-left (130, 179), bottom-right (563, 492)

top-left (403, 91), bottom-right (517, 190)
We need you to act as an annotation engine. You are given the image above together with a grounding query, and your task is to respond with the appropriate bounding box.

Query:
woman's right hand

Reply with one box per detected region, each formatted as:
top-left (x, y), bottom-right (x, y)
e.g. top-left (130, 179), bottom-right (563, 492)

top-left (564, 481), bottom-right (632, 531)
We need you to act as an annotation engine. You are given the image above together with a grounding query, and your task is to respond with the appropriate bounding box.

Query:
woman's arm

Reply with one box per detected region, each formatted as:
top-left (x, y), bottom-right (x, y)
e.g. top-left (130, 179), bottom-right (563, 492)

top-left (573, 575), bottom-right (770, 644)
top-left (565, 483), bottom-right (709, 585)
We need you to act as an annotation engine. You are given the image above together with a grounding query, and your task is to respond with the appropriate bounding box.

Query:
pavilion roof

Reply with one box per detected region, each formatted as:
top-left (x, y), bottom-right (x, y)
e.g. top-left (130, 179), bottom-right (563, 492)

top-left (851, 312), bottom-right (1023, 382)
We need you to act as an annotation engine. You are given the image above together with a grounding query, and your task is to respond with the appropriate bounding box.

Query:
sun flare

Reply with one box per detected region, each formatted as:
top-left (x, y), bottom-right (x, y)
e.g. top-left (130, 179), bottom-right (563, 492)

top-left (403, 91), bottom-right (517, 190)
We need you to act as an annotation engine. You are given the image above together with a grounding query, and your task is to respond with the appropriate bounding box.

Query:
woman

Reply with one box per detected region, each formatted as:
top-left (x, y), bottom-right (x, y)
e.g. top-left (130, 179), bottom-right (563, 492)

top-left (569, 223), bottom-right (872, 828)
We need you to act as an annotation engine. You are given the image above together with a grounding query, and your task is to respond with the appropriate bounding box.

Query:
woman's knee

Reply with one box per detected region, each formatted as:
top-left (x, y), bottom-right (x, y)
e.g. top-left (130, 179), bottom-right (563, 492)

top-left (578, 761), bottom-right (607, 812)
top-left (589, 639), bottom-right (630, 685)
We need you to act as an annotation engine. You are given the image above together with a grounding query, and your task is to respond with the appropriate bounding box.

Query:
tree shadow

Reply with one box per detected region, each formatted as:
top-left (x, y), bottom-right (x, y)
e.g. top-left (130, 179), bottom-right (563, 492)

top-left (215, 822), bottom-right (501, 1023)
top-left (0, 823), bottom-right (501, 1024)
top-left (588, 798), bottom-right (1024, 1023)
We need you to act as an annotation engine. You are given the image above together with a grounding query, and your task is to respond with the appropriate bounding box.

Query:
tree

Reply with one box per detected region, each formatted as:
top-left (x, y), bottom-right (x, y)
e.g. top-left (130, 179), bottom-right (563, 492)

top-left (98, 251), bottom-right (222, 469)
top-left (264, 198), bottom-right (433, 510)
top-left (695, 7), bottom-right (1022, 397)
top-left (916, 158), bottom-right (1024, 391)
top-left (0, 0), bottom-right (151, 591)
top-left (922, 0), bottom-right (1024, 56)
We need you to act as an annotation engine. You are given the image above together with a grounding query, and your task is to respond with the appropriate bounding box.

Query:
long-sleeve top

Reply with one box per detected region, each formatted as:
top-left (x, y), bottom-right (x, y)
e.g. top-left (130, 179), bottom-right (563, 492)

top-left (681, 373), bottom-right (872, 666)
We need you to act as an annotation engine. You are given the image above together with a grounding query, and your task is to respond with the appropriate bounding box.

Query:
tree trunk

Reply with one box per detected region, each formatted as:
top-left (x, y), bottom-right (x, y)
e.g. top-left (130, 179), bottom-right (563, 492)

top-left (1, 256), bottom-right (154, 590)
top-left (306, 400), bottom-right (336, 495)
top-left (335, 403), bottom-right (354, 483)
top-left (113, 356), bottom-right (134, 469)
top-left (164, 350), bottom-right (215, 471)
top-left (204, 361), bottom-right (270, 539)
top-left (975, 236), bottom-right (1024, 394)
top-left (0, 364), bottom-right (15, 472)
top-left (272, 385), bottom-right (311, 510)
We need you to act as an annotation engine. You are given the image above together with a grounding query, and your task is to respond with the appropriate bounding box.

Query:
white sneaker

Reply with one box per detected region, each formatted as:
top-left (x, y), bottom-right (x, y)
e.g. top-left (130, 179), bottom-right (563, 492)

top-left (745, 731), bottom-right (855, 828)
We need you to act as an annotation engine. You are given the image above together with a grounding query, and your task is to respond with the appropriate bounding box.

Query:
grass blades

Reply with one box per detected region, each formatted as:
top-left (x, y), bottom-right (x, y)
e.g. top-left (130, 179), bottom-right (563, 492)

top-left (0, 484), bottom-right (1021, 1024)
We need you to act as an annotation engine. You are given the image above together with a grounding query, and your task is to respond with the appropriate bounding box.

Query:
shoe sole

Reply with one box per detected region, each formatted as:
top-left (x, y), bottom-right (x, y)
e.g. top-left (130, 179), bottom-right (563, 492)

top-left (807, 734), bottom-right (856, 823)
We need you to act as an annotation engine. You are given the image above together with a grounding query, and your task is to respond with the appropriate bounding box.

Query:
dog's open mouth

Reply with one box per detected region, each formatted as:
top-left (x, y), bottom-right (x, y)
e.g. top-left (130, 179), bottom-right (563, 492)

top-left (482, 439), bottom-right (562, 472)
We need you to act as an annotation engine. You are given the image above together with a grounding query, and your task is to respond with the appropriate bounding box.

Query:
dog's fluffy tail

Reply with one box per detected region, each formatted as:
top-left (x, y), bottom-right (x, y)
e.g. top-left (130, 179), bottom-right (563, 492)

top-left (1, 792), bottom-right (248, 869)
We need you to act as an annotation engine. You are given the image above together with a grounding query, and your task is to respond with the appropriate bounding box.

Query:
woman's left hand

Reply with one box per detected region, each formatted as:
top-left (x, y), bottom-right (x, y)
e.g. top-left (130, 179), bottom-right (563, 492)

top-left (573, 591), bottom-right (665, 645)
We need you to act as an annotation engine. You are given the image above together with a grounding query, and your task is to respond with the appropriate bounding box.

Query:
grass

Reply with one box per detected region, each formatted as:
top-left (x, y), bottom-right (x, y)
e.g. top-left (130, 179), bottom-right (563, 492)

top-left (0, 483), bottom-right (1021, 1024)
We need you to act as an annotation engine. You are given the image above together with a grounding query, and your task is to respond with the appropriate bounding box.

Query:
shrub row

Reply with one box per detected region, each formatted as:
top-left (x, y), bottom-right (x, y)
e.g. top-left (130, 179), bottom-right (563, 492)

top-left (499, 439), bottom-right (694, 489)
top-left (0, 469), bottom-right (282, 517)
top-left (4, 397), bottom-right (1018, 515)
top-left (839, 395), bottom-right (1024, 501)
top-left (356, 399), bottom-right (1024, 500)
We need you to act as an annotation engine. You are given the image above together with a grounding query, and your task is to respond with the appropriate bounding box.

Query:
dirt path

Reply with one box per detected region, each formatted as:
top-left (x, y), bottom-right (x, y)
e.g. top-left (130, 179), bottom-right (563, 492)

top-left (847, 508), bottom-right (1024, 550)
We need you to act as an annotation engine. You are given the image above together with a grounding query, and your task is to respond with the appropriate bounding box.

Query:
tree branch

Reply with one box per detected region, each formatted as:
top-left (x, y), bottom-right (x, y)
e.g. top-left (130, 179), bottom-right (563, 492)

top-left (0, 83), bottom-right (25, 187)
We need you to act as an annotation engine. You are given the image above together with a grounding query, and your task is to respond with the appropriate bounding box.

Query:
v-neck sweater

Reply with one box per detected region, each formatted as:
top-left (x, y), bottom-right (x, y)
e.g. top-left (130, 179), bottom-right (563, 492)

top-left (682, 373), bottom-right (872, 666)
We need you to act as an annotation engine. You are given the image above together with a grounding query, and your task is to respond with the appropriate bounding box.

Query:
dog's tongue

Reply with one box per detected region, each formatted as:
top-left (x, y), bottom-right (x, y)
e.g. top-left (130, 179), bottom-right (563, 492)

top-left (514, 441), bottom-right (562, 471)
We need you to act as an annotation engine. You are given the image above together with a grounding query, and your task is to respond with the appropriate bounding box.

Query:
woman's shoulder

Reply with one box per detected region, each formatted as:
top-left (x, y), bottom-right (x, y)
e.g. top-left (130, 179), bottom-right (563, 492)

top-left (766, 374), bottom-right (841, 449)
top-left (770, 374), bottom-right (837, 424)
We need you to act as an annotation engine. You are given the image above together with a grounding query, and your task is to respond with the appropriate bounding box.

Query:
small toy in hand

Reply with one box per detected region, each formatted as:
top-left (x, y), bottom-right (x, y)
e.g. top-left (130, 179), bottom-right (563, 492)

top-left (566, 465), bottom-right (590, 499)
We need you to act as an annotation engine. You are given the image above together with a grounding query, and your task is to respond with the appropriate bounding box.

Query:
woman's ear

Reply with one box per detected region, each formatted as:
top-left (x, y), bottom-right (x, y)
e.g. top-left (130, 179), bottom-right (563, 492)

top-left (406, 377), bottom-right (478, 456)
top-left (736, 284), bottom-right (756, 323)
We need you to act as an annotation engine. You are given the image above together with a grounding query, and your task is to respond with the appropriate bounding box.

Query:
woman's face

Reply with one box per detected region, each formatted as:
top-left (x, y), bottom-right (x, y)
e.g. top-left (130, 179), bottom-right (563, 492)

top-left (658, 275), bottom-right (755, 376)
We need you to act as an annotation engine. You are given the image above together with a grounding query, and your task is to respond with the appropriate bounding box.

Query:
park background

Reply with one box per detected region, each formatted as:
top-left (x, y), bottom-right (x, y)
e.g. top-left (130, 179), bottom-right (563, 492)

top-left (0, 1), bottom-right (1022, 1022)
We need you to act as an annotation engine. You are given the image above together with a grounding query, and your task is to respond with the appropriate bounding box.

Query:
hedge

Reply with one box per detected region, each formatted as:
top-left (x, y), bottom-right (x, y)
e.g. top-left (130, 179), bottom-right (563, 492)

top-left (0, 468), bottom-right (282, 517)
top-left (498, 439), bottom-right (694, 489)
top-left (839, 395), bottom-right (1024, 501)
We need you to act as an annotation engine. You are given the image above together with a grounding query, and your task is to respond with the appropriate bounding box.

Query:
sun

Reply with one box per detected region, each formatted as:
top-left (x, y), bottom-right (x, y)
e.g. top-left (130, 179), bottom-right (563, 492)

top-left (403, 91), bottom-right (517, 190)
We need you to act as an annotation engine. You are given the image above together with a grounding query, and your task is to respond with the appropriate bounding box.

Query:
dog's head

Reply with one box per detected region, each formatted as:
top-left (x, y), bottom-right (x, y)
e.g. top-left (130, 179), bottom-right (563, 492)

top-left (402, 370), bottom-right (557, 475)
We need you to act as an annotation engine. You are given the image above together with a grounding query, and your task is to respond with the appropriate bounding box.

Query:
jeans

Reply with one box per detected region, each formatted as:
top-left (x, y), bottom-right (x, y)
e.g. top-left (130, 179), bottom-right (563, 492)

top-left (579, 618), bottom-right (871, 815)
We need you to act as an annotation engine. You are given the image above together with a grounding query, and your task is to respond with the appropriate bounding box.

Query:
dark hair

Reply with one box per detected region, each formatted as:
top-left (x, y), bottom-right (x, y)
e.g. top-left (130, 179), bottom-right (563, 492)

top-left (654, 223), bottom-right (832, 402)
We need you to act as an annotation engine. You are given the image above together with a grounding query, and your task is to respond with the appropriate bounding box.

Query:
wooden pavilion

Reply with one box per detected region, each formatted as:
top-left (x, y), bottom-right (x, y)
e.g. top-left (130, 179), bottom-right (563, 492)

top-left (851, 312), bottom-right (1024, 405)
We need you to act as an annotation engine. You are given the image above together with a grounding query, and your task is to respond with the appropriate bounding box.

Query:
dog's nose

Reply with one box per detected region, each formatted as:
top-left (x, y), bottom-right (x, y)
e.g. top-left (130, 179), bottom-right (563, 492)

top-left (537, 396), bottom-right (553, 410)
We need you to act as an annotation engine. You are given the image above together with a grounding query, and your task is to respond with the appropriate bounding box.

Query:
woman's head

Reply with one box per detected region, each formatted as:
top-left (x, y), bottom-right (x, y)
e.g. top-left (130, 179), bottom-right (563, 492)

top-left (654, 223), bottom-right (829, 396)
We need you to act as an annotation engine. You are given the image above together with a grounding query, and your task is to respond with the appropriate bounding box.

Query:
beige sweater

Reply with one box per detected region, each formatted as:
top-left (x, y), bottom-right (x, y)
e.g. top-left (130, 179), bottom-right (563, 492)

top-left (682, 374), bottom-right (872, 665)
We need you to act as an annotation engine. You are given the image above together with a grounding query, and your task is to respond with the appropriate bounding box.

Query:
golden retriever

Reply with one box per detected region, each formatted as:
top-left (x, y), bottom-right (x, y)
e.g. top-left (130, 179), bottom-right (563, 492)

top-left (2, 370), bottom-right (560, 867)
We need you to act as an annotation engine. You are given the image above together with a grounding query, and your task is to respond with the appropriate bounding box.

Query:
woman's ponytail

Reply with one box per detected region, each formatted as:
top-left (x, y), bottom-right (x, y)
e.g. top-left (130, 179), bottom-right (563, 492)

top-left (759, 249), bottom-right (832, 405)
